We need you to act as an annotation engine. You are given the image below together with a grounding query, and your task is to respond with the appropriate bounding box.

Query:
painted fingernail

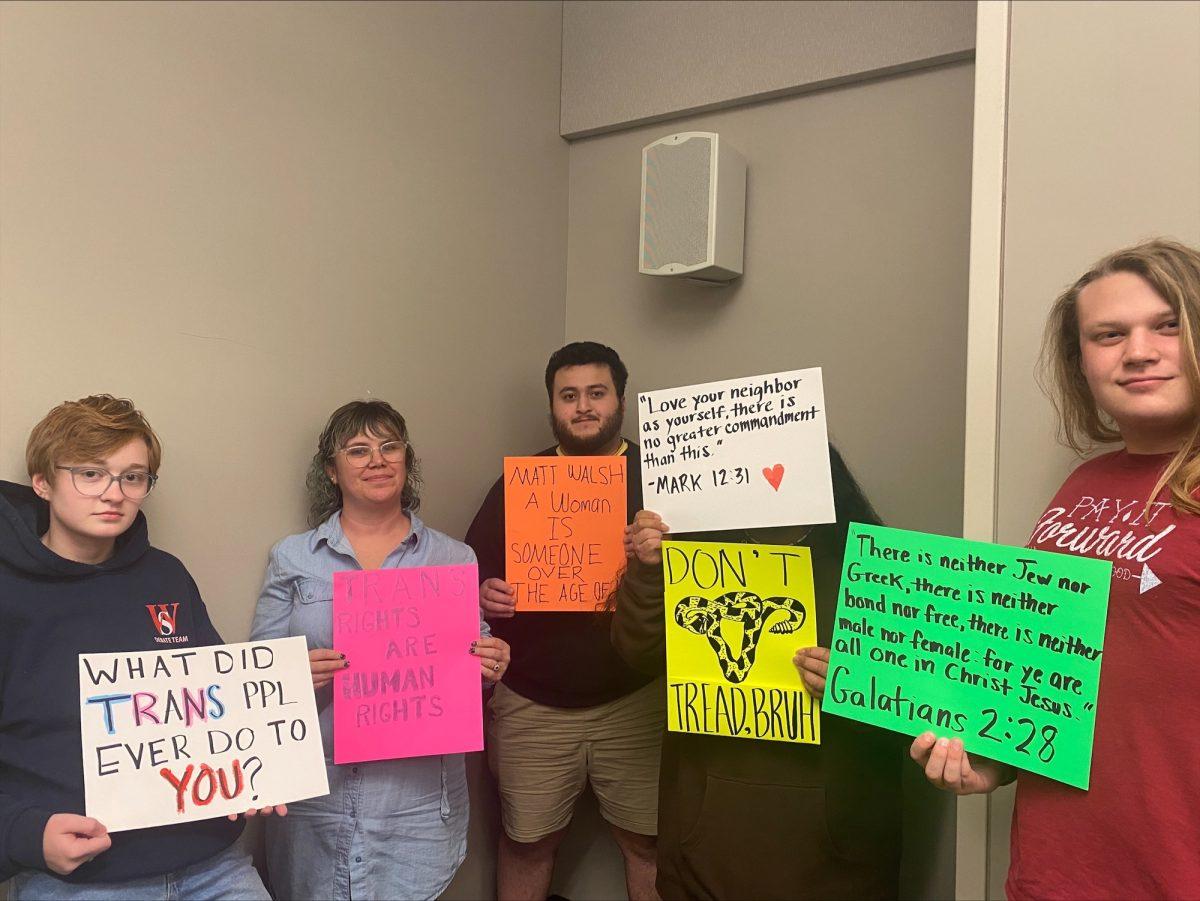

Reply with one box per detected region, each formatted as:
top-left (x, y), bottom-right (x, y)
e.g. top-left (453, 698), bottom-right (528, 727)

top-left (339, 653), bottom-right (346, 659)
top-left (469, 647), bottom-right (476, 654)
top-left (471, 641), bottom-right (477, 647)
top-left (343, 660), bottom-right (350, 668)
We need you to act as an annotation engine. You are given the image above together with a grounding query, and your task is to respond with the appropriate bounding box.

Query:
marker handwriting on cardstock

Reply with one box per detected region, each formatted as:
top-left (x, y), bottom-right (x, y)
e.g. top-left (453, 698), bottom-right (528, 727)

top-left (504, 457), bottom-right (627, 611)
top-left (79, 638), bottom-right (327, 832)
top-left (664, 540), bottom-right (821, 745)
top-left (333, 565), bottom-right (483, 764)
top-left (638, 369), bottom-right (834, 531)
top-left (823, 524), bottom-right (1110, 789)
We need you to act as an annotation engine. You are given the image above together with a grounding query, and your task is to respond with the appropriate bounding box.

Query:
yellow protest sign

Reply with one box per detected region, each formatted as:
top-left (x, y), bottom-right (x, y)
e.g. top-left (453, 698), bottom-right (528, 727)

top-left (663, 540), bottom-right (820, 743)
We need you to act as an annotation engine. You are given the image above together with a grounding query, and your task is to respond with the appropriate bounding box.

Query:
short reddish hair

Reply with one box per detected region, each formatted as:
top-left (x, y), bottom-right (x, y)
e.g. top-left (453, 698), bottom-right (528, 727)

top-left (26, 395), bottom-right (162, 481)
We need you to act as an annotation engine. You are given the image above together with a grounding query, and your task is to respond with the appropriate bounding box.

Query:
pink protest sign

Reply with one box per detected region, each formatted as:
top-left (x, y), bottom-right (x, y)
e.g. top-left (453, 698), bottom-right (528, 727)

top-left (333, 564), bottom-right (483, 764)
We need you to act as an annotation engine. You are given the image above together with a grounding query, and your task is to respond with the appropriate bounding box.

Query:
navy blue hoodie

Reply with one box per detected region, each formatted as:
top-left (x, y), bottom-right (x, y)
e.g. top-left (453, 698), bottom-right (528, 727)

top-left (0, 481), bottom-right (242, 883)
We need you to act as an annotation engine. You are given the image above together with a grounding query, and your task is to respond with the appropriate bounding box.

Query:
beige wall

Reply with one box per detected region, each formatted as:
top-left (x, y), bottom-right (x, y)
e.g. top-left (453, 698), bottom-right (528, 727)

top-left (0, 0), bottom-right (567, 658)
top-left (979, 1), bottom-right (1200, 896)
top-left (0, 1), bottom-right (566, 897)
top-left (561, 0), bottom-right (976, 137)
top-left (563, 60), bottom-right (976, 899)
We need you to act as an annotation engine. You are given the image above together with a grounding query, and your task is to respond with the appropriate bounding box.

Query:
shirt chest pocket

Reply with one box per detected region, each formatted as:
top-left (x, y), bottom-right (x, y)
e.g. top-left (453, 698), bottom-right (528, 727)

top-left (289, 577), bottom-right (335, 647)
top-left (294, 577), bottom-right (333, 605)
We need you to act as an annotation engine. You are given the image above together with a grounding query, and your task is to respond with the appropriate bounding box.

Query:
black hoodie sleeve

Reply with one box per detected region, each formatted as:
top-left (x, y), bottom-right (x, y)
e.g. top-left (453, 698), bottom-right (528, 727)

top-left (0, 800), bottom-right (53, 879)
top-left (0, 577), bottom-right (52, 878)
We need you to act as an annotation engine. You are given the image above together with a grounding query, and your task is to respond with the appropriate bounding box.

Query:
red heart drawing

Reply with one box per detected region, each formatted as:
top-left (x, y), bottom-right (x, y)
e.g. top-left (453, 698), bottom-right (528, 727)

top-left (762, 464), bottom-right (785, 491)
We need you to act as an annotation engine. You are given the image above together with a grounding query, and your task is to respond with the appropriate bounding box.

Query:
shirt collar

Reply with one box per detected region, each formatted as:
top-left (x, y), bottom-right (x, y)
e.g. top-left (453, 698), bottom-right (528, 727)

top-left (555, 439), bottom-right (628, 457)
top-left (312, 509), bottom-right (423, 557)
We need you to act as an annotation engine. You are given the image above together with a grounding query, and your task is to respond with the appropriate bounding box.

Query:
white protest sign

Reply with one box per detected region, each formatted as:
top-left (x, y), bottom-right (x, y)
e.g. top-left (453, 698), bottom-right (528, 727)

top-left (638, 368), bottom-right (835, 532)
top-left (79, 636), bottom-right (328, 832)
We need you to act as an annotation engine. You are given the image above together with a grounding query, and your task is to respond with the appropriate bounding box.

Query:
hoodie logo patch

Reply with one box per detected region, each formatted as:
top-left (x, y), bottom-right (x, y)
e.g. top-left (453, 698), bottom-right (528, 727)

top-left (146, 603), bottom-right (189, 643)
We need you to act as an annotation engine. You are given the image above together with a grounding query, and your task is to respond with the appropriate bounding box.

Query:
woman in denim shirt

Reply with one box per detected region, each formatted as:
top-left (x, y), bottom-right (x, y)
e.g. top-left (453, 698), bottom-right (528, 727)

top-left (251, 400), bottom-right (509, 901)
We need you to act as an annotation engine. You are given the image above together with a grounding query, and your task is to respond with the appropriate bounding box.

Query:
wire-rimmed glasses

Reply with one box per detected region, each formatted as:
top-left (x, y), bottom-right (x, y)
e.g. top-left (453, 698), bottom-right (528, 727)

top-left (335, 440), bottom-right (406, 468)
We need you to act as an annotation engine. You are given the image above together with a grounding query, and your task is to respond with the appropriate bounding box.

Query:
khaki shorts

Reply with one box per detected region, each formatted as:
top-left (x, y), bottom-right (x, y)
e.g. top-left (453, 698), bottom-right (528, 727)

top-left (487, 678), bottom-right (665, 842)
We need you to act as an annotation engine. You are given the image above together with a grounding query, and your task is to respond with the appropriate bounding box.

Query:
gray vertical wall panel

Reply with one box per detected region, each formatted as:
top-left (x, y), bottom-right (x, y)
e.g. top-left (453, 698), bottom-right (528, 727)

top-left (561, 0), bottom-right (976, 138)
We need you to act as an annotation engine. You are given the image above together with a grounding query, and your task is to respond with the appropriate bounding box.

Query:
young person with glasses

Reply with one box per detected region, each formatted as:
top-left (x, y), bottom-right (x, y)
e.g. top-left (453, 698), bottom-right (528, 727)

top-left (250, 400), bottom-right (509, 901)
top-left (913, 239), bottom-right (1200, 898)
top-left (0, 395), bottom-right (279, 900)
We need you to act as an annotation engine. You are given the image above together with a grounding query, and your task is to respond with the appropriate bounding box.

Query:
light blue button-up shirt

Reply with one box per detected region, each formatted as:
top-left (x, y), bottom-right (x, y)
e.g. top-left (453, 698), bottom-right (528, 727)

top-left (249, 511), bottom-right (487, 901)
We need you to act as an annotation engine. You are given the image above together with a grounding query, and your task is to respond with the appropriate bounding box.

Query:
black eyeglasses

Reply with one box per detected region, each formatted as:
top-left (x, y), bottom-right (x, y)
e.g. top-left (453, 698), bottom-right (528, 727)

top-left (335, 440), bottom-right (406, 468)
top-left (56, 466), bottom-right (158, 499)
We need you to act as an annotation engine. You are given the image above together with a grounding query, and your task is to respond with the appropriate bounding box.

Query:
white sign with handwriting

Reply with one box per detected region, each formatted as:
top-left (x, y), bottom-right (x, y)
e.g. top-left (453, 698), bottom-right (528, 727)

top-left (79, 637), bottom-right (328, 831)
top-left (637, 368), bottom-right (835, 532)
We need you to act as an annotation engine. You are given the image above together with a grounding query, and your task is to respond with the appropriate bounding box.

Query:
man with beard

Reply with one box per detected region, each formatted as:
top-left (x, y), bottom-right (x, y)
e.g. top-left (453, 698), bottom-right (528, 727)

top-left (465, 342), bottom-right (661, 901)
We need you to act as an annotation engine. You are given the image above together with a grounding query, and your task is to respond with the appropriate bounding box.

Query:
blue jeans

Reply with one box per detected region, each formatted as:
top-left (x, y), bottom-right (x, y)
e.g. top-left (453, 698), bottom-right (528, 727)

top-left (8, 841), bottom-right (269, 901)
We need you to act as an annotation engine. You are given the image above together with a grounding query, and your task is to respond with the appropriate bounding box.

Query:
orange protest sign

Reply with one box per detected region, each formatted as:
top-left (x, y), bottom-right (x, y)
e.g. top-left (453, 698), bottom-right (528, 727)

top-left (504, 456), bottom-right (628, 612)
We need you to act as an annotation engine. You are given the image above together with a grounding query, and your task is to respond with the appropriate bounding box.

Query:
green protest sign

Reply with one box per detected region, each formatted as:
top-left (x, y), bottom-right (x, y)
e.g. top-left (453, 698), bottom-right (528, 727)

top-left (823, 523), bottom-right (1110, 789)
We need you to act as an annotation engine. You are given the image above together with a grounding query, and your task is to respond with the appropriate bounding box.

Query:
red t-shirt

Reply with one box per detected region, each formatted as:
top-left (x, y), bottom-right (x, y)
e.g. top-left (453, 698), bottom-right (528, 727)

top-left (1008, 450), bottom-right (1200, 899)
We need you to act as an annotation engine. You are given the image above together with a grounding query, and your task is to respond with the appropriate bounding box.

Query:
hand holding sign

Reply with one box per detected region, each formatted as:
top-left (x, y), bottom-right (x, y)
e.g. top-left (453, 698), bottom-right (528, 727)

top-left (628, 510), bottom-right (670, 566)
top-left (910, 733), bottom-right (1011, 795)
top-left (471, 636), bottom-right (510, 683)
top-left (479, 578), bottom-right (517, 619)
top-left (792, 646), bottom-right (830, 698)
top-left (42, 814), bottom-right (112, 876)
top-left (309, 648), bottom-right (347, 691)
top-left (228, 802), bottom-right (287, 820)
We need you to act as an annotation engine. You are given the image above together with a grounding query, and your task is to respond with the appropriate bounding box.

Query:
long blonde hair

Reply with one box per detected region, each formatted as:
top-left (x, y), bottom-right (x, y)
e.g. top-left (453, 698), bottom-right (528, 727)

top-left (1039, 238), bottom-right (1200, 514)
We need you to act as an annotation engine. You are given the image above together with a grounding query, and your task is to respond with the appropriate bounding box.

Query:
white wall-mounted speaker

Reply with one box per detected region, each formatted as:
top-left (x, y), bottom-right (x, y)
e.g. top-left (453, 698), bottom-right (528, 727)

top-left (639, 131), bottom-right (746, 282)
